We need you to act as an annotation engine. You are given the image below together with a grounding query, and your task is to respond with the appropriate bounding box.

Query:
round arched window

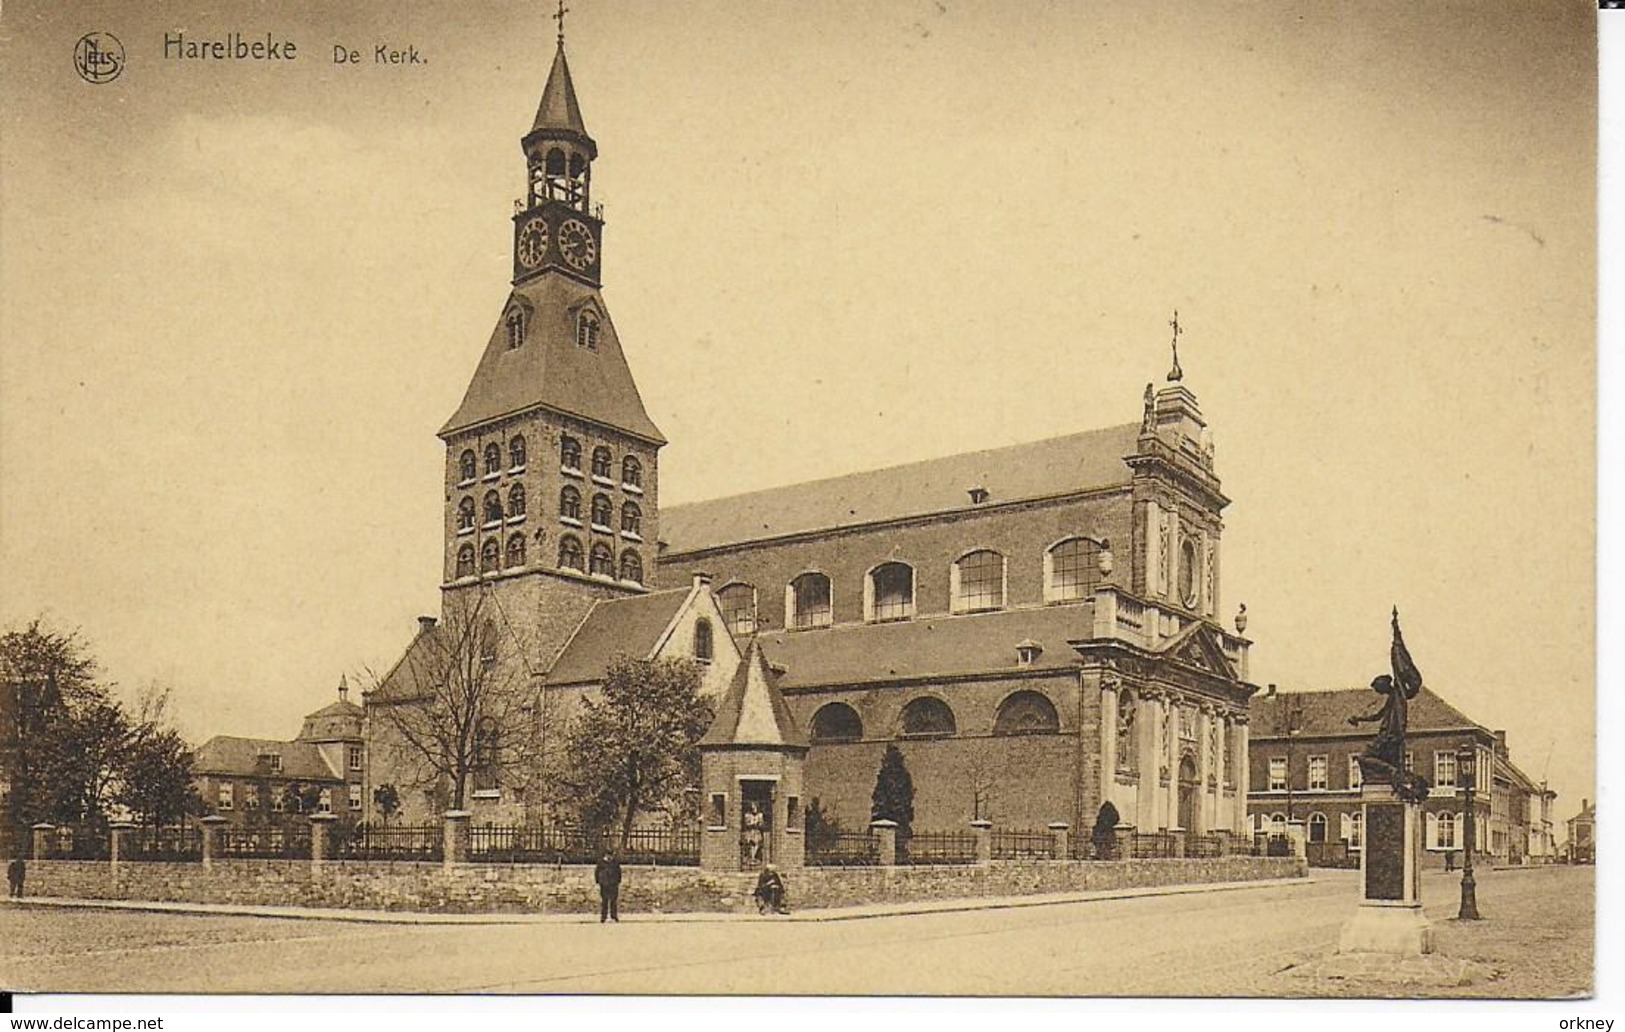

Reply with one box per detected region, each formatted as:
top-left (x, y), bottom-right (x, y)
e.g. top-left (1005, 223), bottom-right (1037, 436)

top-left (811, 703), bottom-right (863, 743)
top-left (993, 691), bottom-right (1060, 735)
top-left (900, 696), bottom-right (956, 738)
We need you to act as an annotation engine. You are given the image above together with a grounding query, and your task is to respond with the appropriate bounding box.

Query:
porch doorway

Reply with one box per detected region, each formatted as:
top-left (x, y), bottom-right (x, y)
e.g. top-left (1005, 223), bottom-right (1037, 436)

top-left (1177, 755), bottom-right (1199, 832)
top-left (740, 779), bottom-right (775, 869)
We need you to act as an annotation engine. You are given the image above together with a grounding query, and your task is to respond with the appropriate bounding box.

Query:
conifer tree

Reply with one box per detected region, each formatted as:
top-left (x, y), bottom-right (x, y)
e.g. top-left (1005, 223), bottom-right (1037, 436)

top-left (870, 744), bottom-right (915, 844)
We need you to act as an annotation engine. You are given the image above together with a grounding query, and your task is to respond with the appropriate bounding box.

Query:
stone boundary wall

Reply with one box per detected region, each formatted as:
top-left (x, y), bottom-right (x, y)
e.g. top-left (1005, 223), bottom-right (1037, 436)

top-left (22, 856), bottom-right (1302, 915)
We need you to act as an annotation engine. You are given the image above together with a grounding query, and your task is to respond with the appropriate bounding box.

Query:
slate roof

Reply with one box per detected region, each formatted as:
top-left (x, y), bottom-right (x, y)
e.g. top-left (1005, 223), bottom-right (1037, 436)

top-left (756, 603), bottom-right (1097, 691)
top-left (659, 422), bottom-right (1141, 555)
top-left (530, 43), bottom-right (592, 145)
top-left (304, 697), bottom-right (362, 720)
top-left (194, 736), bottom-right (340, 781)
top-left (440, 275), bottom-right (664, 442)
top-left (700, 641), bottom-right (807, 749)
top-left (366, 625), bottom-right (443, 705)
top-left (544, 587), bottom-right (691, 685)
top-left (1249, 687), bottom-right (1484, 740)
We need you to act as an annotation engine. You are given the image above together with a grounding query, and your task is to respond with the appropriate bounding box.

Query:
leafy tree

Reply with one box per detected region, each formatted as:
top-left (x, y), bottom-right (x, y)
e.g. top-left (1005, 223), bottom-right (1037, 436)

top-left (804, 797), bottom-right (843, 856)
top-left (370, 591), bottom-right (540, 811)
top-left (281, 781), bottom-right (324, 815)
top-left (119, 724), bottom-right (203, 827)
top-left (1091, 801), bottom-right (1121, 860)
top-left (871, 744), bottom-right (915, 844)
top-left (372, 783), bottom-right (401, 825)
top-left (555, 656), bottom-right (713, 850)
top-left (2, 620), bottom-right (105, 827)
top-left (53, 699), bottom-right (132, 824)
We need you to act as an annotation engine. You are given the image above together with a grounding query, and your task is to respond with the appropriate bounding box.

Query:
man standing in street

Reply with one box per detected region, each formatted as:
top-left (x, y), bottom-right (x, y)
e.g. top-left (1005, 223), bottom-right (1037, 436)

top-left (594, 848), bottom-right (622, 923)
top-left (8, 855), bottom-right (25, 897)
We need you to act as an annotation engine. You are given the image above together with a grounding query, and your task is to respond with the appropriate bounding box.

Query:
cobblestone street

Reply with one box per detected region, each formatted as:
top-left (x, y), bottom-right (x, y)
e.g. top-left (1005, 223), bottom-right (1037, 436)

top-left (0, 866), bottom-right (1591, 998)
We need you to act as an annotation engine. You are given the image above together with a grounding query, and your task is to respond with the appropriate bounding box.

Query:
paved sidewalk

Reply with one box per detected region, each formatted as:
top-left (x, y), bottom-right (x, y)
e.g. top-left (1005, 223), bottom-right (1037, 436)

top-left (0, 874), bottom-right (1312, 926)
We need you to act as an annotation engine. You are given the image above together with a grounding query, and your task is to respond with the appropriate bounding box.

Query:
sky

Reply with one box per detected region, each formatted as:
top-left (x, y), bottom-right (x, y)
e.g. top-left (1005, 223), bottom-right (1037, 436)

top-left (0, 1), bottom-right (1600, 820)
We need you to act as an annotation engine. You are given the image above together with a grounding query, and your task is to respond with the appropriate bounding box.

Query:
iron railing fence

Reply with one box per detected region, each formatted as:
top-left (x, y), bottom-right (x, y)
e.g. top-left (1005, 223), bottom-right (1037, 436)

top-left (49, 825), bottom-right (110, 860)
top-left (990, 828), bottom-right (1054, 861)
top-left (335, 822), bottom-right (443, 861)
top-left (901, 830), bottom-right (978, 865)
top-left (805, 830), bottom-right (879, 867)
top-left (126, 826), bottom-right (203, 862)
top-left (217, 826), bottom-right (312, 860)
top-left (1129, 830), bottom-right (1179, 859)
top-left (617, 826), bottom-right (701, 866)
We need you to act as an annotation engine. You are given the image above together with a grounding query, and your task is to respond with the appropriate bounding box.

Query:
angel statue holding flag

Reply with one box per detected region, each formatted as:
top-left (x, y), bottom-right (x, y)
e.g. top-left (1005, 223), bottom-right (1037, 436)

top-left (1347, 608), bottom-right (1433, 804)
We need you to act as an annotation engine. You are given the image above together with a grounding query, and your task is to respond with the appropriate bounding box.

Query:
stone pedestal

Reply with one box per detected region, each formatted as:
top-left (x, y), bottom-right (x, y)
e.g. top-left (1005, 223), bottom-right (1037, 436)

top-left (1338, 783), bottom-right (1434, 956)
top-left (442, 810), bottom-right (470, 867)
top-left (309, 812), bottom-right (339, 869)
top-left (1114, 822), bottom-right (1136, 861)
top-left (199, 815), bottom-right (228, 870)
top-left (31, 823), bottom-right (54, 861)
top-left (109, 821), bottom-right (134, 881)
top-left (871, 820), bottom-right (898, 866)
top-left (1285, 819), bottom-right (1308, 861)
top-left (1048, 822), bottom-right (1070, 861)
top-left (970, 819), bottom-right (993, 865)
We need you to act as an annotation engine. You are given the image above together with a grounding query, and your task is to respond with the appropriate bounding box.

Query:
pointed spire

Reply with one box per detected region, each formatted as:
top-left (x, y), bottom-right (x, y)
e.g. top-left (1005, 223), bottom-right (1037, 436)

top-left (699, 641), bottom-right (808, 749)
top-left (531, 38), bottom-right (592, 143)
top-left (1166, 309), bottom-right (1184, 383)
top-left (337, 674), bottom-right (349, 702)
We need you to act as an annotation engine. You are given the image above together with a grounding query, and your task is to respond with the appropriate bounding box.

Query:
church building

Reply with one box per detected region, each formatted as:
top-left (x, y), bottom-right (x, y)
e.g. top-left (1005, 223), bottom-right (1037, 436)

top-left (363, 28), bottom-right (1260, 861)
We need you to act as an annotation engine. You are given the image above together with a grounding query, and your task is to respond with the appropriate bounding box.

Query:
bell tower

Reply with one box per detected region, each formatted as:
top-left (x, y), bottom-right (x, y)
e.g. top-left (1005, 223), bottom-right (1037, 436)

top-left (436, 16), bottom-right (665, 665)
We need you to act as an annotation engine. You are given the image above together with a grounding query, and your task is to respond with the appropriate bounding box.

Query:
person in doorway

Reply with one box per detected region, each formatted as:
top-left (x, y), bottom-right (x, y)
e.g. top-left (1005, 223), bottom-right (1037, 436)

top-left (594, 848), bottom-right (622, 923)
top-left (743, 801), bottom-right (765, 864)
top-left (7, 856), bottom-right (25, 897)
top-left (753, 863), bottom-right (788, 915)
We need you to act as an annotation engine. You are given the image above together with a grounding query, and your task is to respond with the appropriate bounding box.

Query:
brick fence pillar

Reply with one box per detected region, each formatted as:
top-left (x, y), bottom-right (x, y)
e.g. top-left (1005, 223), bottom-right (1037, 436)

top-left (199, 815), bottom-right (227, 870)
top-left (30, 823), bottom-right (53, 861)
top-left (1114, 822), bottom-right (1136, 861)
top-left (870, 819), bottom-right (897, 867)
top-left (443, 810), bottom-right (471, 868)
top-left (970, 819), bottom-right (993, 865)
top-left (1048, 822), bottom-right (1070, 861)
top-left (109, 820), bottom-right (134, 881)
top-left (1285, 819), bottom-right (1307, 861)
top-left (309, 812), bottom-right (338, 870)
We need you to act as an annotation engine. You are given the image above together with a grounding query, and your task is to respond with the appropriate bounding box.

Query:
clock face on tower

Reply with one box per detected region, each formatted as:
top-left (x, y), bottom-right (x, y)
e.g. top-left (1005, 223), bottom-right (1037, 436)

top-left (516, 220), bottom-right (549, 269)
top-left (557, 218), bottom-right (598, 270)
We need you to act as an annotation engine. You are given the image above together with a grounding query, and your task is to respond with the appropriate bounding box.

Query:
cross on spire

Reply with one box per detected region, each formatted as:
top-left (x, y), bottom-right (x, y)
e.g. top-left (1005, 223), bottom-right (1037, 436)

top-left (1166, 309), bottom-right (1184, 383)
top-left (553, 0), bottom-right (570, 45)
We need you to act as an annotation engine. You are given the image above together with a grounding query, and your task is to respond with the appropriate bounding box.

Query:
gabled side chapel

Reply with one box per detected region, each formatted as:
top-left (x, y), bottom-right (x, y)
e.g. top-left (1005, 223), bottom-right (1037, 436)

top-left (364, 30), bottom-right (1260, 867)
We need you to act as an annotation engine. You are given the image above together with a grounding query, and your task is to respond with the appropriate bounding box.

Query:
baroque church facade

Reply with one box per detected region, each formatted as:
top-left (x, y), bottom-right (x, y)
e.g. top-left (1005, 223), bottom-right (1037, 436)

top-left (363, 32), bottom-right (1260, 864)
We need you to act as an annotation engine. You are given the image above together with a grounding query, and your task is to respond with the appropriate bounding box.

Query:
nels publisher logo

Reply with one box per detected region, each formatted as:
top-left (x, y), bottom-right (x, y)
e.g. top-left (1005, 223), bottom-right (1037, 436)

top-left (74, 31), bottom-right (125, 84)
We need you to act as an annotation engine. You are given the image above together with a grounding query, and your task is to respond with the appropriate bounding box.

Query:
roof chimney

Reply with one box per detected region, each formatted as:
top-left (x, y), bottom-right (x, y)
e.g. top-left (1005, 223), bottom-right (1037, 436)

top-left (417, 615), bottom-right (438, 634)
top-left (692, 571), bottom-right (713, 591)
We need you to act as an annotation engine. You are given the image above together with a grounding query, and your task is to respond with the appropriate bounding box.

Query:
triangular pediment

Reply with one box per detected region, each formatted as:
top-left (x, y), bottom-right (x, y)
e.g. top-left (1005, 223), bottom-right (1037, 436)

top-left (1156, 622), bottom-right (1239, 682)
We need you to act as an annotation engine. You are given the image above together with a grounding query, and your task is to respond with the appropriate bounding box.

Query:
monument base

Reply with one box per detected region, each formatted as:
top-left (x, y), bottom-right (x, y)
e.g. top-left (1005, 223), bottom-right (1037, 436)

top-left (1338, 903), bottom-right (1436, 956)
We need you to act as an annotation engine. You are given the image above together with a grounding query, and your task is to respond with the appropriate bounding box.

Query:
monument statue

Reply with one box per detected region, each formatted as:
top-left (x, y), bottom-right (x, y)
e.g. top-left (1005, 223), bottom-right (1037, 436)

top-left (1347, 608), bottom-right (1432, 804)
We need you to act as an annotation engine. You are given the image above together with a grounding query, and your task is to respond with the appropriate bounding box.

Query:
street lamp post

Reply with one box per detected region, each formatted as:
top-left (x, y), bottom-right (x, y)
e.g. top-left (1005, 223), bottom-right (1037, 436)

top-left (1457, 743), bottom-right (1481, 920)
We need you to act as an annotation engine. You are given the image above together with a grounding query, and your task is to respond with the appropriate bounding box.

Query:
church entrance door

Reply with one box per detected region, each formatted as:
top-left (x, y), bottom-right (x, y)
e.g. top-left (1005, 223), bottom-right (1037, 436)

top-left (740, 780), bottom-right (775, 869)
top-left (1177, 755), bottom-right (1199, 833)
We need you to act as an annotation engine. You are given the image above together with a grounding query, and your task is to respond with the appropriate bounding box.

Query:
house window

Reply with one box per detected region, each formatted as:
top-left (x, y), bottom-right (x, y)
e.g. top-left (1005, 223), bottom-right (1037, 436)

top-left (349, 784), bottom-right (364, 811)
top-left (483, 490), bottom-right (504, 525)
top-left (457, 496), bottom-right (476, 531)
top-left (560, 485), bottom-right (582, 521)
top-left (709, 793), bottom-right (727, 828)
top-left (1268, 757), bottom-right (1287, 792)
top-left (506, 309), bottom-right (525, 350)
top-left (1349, 812), bottom-right (1364, 850)
top-left (271, 790), bottom-right (285, 813)
top-left (718, 583), bottom-right (756, 635)
top-left (1308, 755), bottom-right (1328, 791)
top-left (621, 501), bottom-right (641, 537)
top-left (244, 783), bottom-right (260, 811)
top-left (590, 493), bottom-right (613, 529)
top-left (1434, 750), bottom-right (1457, 789)
top-left (558, 534), bottom-right (584, 571)
top-left (868, 562), bottom-right (914, 622)
top-left (589, 542), bottom-right (614, 577)
top-left (507, 484), bottom-right (527, 519)
top-left (953, 549), bottom-right (1005, 612)
top-left (788, 572), bottom-right (833, 629)
top-left (694, 618), bottom-right (714, 662)
top-left (576, 311), bottom-right (601, 350)
top-left (318, 788), bottom-right (333, 813)
top-left (1045, 538), bottom-right (1093, 602)
top-left (506, 533), bottom-right (527, 568)
top-left (1308, 812), bottom-right (1328, 843)
top-left (622, 455), bottom-right (642, 488)
top-left (899, 696), bottom-right (956, 738)
top-left (619, 549), bottom-right (643, 585)
top-left (217, 782), bottom-right (234, 811)
top-left (591, 446), bottom-right (613, 480)
top-left (484, 443), bottom-right (503, 477)
top-left (993, 690), bottom-right (1060, 735)
top-left (509, 435), bottom-right (527, 470)
top-left (811, 702), bottom-right (863, 743)
top-left (456, 544), bottom-right (476, 579)
top-left (347, 745), bottom-right (363, 772)
top-left (1348, 755), bottom-right (1363, 790)
top-left (458, 449), bottom-right (478, 483)
top-left (1270, 813), bottom-right (1287, 836)
top-left (560, 436), bottom-right (582, 472)
top-left (481, 539), bottom-right (501, 574)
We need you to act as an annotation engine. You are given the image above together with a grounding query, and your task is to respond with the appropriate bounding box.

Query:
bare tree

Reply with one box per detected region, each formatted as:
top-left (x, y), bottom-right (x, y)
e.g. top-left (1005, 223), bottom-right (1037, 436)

top-left (369, 590), bottom-right (541, 812)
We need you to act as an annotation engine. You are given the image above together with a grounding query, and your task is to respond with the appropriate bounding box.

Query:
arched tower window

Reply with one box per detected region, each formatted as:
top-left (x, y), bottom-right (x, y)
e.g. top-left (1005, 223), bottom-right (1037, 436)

top-left (559, 485), bottom-right (582, 521)
top-left (591, 446), bottom-right (613, 480)
top-left (811, 703), bottom-right (863, 743)
top-left (576, 311), bottom-right (601, 351)
top-left (509, 435), bottom-right (527, 469)
top-left (480, 539), bottom-right (501, 574)
top-left (621, 455), bottom-right (642, 488)
top-left (507, 484), bottom-right (527, 519)
top-left (457, 496), bottom-right (476, 531)
top-left (717, 584), bottom-right (756, 635)
top-left (557, 535), bottom-right (584, 571)
top-left (694, 618), bottom-right (714, 661)
top-left (589, 542), bottom-right (615, 577)
top-left (483, 491), bottom-right (503, 525)
top-left (590, 493), bottom-right (613, 529)
top-left (899, 697), bottom-right (956, 738)
top-left (455, 544), bottom-right (475, 579)
top-left (952, 549), bottom-right (1005, 612)
top-left (993, 691), bottom-right (1060, 736)
top-left (458, 450), bottom-right (477, 483)
top-left (506, 533), bottom-right (527, 568)
top-left (483, 443), bottom-right (502, 477)
top-left (621, 501), bottom-right (641, 537)
top-left (867, 562), bottom-right (914, 622)
top-left (619, 549), bottom-right (643, 585)
top-left (788, 572), bottom-right (832, 630)
top-left (505, 309), bottom-right (525, 350)
top-left (560, 436), bottom-right (582, 472)
top-left (473, 717), bottom-right (500, 792)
